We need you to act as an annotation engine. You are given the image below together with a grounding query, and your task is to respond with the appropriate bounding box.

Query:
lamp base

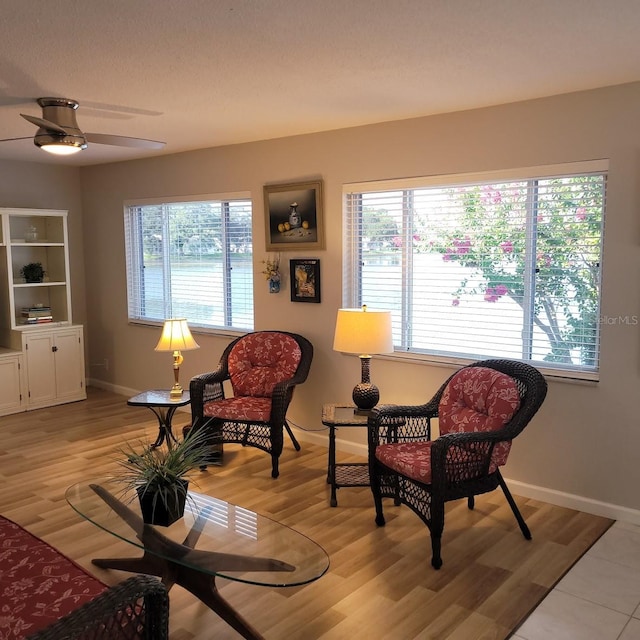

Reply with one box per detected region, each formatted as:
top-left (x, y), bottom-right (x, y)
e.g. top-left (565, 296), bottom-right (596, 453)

top-left (352, 382), bottom-right (379, 414)
top-left (170, 351), bottom-right (184, 398)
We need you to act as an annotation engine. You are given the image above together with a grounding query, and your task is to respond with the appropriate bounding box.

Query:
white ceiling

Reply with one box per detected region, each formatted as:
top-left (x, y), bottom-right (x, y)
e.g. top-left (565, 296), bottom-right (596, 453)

top-left (1, 0), bottom-right (639, 167)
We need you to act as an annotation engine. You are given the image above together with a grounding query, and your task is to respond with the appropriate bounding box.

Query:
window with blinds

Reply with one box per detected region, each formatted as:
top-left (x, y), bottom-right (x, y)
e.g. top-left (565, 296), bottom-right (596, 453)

top-left (124, 195), bottom-right (254, 331)
top-left (343, 161), bottom-right (607, 379)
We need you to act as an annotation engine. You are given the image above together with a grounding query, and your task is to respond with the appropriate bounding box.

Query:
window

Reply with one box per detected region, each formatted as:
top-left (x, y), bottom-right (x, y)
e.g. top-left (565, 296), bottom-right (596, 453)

top-left (343, 161), bottom-right (607, 379)
top-left (124, 194), bottom-right (253, 331)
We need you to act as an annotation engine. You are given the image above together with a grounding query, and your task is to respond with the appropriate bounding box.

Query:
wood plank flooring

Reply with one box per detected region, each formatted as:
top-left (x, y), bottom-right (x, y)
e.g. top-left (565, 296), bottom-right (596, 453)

top-left (0, 387), bottom-right (612, 639)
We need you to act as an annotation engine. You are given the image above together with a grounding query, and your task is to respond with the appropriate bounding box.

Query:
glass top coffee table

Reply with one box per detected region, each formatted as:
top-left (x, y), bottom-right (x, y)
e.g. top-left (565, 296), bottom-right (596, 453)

top-left (67, 480), bottom-right (329, 640)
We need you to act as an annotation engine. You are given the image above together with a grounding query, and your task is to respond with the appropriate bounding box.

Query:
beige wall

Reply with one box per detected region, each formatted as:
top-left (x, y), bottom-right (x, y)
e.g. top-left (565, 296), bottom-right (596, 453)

top-left (45, 81), bottom-right (640, 518)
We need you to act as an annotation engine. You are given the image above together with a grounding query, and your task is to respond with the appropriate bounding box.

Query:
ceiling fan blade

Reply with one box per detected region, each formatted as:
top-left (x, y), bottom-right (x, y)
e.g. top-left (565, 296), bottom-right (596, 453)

top-left (85, 133), bottom-right (165, 149)
top-left (20, 113), bottom-right (69, 134)
top-left (0, 136), bottom-right (33, 143)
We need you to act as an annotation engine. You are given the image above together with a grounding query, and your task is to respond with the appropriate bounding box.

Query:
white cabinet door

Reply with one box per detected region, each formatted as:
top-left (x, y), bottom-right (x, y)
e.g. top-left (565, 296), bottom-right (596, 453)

top-left (0, 353), bottom-right (23, 415)
top-left (52, 328), bottom-right (85, 402)
top-left (24, 332), bottom-right (57, 407)
top-left (23, 326), bottom-right (85, 409)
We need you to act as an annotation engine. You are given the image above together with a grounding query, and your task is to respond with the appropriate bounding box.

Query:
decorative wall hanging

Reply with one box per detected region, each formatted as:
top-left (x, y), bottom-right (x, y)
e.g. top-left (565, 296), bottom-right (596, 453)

top-left (261, 254), bottom-right (281, 293)
top-left (264, 180), bottom-right (324, 251)
top-left (290, 258), bottom-right (321, 303)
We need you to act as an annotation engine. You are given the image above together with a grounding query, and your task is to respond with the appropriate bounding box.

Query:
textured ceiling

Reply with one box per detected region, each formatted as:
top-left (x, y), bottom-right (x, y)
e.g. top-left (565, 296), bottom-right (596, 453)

top-left (1, 0), bottom-right (639, 166)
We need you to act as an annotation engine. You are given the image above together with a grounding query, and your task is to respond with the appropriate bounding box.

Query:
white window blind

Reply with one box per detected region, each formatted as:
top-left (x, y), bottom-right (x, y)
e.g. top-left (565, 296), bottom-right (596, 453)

top-left (343, 162), bottom-right (607, 379)
top-left (124, 195), bottom-right (253, 331)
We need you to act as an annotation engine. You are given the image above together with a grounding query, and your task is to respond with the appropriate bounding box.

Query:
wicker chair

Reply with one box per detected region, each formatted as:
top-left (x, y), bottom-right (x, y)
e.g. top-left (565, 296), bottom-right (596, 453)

top-left (28, 575), bottom-right (169, 639)
top-left (368, 359), bottom-right (547, 569)
top-left (189, 331), bottom-right (313, 478)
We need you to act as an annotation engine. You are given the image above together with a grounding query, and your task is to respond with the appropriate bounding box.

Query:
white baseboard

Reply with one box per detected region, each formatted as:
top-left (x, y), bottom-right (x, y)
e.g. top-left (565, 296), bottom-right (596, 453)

top-left (89, 378), bottom-right (138, 398)
top-left (290, 424), bottom-right (640, 527)
top-left (87, 379), bottom-right (191, 414)
top-left (504, 479), bottom-right (640, 526)
top-left (88, 384), bottom-right (640, 527)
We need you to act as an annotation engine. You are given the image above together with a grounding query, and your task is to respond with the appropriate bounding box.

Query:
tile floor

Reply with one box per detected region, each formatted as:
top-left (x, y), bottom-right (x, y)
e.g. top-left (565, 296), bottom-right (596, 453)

top-left (514, 520), bottom-right (640, 640)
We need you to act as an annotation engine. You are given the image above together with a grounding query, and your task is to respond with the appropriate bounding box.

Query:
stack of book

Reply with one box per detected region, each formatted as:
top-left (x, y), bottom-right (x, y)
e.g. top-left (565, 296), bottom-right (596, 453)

top-left (21, 306), bottom-right (53, 324)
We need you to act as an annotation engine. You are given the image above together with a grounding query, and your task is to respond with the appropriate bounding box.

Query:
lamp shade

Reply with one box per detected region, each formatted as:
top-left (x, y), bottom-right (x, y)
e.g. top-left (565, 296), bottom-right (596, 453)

top-left (333, 307), bottom-right (393, 356)
top-left (154, 318), bottom-right (200, 352)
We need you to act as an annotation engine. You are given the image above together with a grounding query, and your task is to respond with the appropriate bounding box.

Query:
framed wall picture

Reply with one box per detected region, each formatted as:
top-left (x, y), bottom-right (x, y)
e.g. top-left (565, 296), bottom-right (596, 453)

top-left (290, 258), bottom-right (321, 303)
top-left (264, 180), bottom-right (324, 251)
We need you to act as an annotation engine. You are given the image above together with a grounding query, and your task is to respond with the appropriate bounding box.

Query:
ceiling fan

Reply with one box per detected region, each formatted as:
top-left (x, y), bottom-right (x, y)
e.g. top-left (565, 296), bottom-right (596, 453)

top-left (1, 97), bottom-right (165, 156)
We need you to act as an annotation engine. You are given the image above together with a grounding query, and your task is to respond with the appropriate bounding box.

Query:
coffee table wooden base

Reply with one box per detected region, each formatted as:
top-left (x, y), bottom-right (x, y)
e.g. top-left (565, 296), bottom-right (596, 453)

top-left (90, 484), bottom-right (293, 640)
top-left (92, 553), bottom-right (264, 640)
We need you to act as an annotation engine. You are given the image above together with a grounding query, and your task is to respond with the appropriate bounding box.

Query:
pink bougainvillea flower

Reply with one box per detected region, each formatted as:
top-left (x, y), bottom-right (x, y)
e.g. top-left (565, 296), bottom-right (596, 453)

top-left (500, 240), bottom-right (513, 253)
top-left (452, 298), bottom-right (460, 307)
top-left (442, 249), bottom-right (453, 261)
top-left (484, 288), bottom-right (499, 302)
top-left (480, 186), bottom-right (503, 205)
top-left (453, 236), bottom-right (471, 254)
top-left (575, 207), bottom-right (587, 221)
top-left (536, 253), bottom-right (552, 268)
top-left (392, 236), bottom-right (402, 247)
top-left (495, 284), bottom-right (508, 296)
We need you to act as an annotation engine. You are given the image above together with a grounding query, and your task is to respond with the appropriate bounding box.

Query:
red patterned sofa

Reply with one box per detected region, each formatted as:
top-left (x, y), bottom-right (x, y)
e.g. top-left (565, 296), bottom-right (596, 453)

top-left (0, 515), bottom-right (168, 639)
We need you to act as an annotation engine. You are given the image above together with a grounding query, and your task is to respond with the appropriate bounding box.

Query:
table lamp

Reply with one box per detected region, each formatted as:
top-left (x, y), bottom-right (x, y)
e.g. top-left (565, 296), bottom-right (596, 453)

top-left (155, 318), bottom-right (200, 398)
top-left (333, 305), bottom-right (394, 415)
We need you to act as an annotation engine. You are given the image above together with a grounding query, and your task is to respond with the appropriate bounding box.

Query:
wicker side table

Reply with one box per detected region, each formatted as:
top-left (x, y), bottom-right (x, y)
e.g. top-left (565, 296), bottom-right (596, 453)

top-left (321, 404), bottom-right (370, 507)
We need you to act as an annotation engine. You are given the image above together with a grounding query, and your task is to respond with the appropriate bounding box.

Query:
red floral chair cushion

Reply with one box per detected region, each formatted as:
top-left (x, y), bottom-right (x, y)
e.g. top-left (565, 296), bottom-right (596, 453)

top-left (204, 396), bottom-right (272, 422)
top-left (438, 367), bottom-right (521, 436)
top-left (0, 515), bottom-right (107, 639)
top-left (376, 441), bottom-right (434, 483)
top-left (203, 332), bottom-right (302, 422)
top-left (376, 367), bottom-right (521, 483)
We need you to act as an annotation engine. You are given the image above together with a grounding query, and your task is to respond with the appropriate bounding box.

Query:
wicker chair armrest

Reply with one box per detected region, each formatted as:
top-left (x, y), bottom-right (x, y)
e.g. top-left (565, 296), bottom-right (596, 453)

top-left (27, 575), bottom-right (169, 640)
top-left (190, 368), bottom-right (228, 389)
top-left (372, 399), bottom-right (440, 421)
top-left (436, 429), bottom-right (509, 446)
top-left (430, 430), bottom-right (509, 488)
top-left (368, 400), bottom-right (438, 449)
top-left (189, 370), bottom-right (227, 424)
top-left (269, 374), bottom-right (305, 423)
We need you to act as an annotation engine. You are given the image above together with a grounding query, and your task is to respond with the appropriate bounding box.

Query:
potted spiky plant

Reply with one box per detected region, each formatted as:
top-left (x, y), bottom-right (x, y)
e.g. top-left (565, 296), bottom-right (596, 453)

top-left (115, 426), bottom-right (212, 526)
top-left (20, 262), bottom-right (45, 283)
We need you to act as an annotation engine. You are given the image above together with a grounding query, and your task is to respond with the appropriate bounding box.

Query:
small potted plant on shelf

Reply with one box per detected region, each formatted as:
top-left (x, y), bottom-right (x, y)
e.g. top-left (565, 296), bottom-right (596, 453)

top-left (20, 262), bottom-right (45, 283)
top-left (114, 427), bottom-right (212, 526)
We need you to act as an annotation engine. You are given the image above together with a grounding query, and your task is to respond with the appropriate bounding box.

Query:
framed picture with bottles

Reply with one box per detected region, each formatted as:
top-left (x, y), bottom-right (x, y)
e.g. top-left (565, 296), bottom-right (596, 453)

top-left (264, 180), bottom-right (324, 251)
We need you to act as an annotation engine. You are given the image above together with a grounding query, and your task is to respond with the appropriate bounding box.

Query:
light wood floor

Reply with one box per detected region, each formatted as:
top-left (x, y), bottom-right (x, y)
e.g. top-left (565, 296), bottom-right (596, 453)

top-left (0, 388), bottom-right (612, 640)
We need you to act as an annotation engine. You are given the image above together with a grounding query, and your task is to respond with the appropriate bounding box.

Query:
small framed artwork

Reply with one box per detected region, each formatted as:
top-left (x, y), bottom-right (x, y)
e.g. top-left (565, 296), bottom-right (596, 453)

top-left (290, 258), bottom-right (321, 303)
top-left (264, 180), bottom-right (324, 251)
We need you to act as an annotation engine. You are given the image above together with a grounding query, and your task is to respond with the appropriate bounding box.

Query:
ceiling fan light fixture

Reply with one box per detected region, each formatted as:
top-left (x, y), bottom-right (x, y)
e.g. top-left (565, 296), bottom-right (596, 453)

top-left (35, 133), bottom-right (87, 155)
top-left (39, 143), bottom-right (83, 156)
top-left (10, 97), bottom-right (166, 157)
